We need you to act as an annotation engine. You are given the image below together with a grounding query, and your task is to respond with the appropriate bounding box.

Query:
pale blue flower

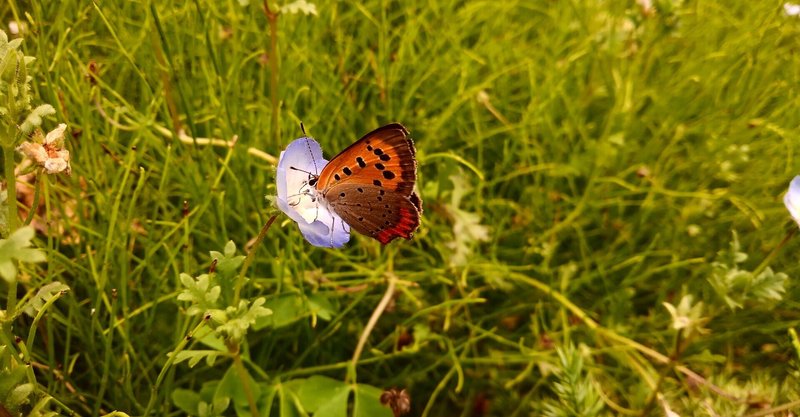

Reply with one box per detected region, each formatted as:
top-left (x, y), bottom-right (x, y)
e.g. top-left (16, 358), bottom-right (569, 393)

top-left (276, 137), bottom-right (350, 248)
top-left (785, 176), bottom-right (800, 226)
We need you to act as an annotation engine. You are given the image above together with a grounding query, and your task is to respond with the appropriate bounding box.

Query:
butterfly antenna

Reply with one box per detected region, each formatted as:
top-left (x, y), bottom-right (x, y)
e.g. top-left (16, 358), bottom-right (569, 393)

top-left (300, 122), bottom-right (307, 136)
top-left (289, 166), bottom-right (315, 176)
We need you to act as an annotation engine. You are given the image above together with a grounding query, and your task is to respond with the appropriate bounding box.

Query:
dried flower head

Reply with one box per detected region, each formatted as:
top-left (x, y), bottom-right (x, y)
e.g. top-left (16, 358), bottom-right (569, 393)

top-left (16, 123), bottom-right (71, 175)
top-left (380, 388), bottom-right (411, 416)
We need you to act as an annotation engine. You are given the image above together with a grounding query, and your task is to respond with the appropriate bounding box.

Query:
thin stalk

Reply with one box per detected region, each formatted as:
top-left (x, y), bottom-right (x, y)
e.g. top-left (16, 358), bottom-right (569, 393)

top-left (4, 145), bottom-right (18, 233)
top-left (264, 1), bottom-right (280, 146)
top-left (5, 282), bottom-right (16, 327)
top-left (348, 273), bottom-right (398, 383)
top-left (143, 317), bottom-right (209, 416)
top-left (234, 214), bottom-right (278, 305)
top-left (228, 341), bottom-right (259, 417)
top-left (23, 168), bottom-right (44, 226)
top-left (752, 227), bottom-right (797, 278)
top-left (504, 269), bottom-right (739, 401)
top-left (639, 330), bottom-right (684, 417)
top-left (3, 146), bottom-right (18, 331)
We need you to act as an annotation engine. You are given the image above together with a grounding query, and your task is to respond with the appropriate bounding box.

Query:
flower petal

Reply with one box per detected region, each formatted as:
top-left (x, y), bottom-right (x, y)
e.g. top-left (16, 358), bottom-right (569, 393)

top-left (44, 158), bottom-right (69, 174)
top-left (299, 216), bottom-right (351, 248)
top-left (277, 137), bottom-right (326, 224)
top-left (16, 142), bottom-right (48, 164)
top-left (45, 123), bottom-right (67, 145)
top-left (784, 176), bottom-right (800, 225)
top-left (276, 137), bottom-right (351, 248)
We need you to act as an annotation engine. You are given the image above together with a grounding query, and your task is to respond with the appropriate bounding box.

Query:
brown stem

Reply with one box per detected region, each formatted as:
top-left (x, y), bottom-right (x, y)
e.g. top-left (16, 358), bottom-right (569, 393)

top-left (349, 273), bottom-right (398, 383)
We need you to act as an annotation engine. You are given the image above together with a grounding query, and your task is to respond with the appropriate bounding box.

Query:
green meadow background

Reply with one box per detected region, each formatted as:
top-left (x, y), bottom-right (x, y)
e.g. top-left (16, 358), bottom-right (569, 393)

top-left (1, 0), bottom-right (800, 416)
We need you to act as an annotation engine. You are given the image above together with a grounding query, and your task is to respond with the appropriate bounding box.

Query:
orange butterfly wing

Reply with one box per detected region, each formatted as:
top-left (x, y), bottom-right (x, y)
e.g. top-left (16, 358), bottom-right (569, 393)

top-left (316, 123), bottom-right (422, 244)
top-left (316, 124), bottom-right (417, 195)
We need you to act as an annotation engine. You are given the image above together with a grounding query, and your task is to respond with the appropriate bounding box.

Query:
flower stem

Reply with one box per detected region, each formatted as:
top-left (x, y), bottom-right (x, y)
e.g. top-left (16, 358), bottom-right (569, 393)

top-left (3, 145), bottom-right (18, 234)
top-left (639, 330), bottom-right (684, 417)
top-left (752, 227), bottom-right (797, 278)
top-left (228, 340), bottom-right (259, 417)
top-left (143, 318), bottom-right (208, 416)
top-left (234, 214), bottom-right (278, 305)
top-left (348, 273), bottom-right (398, 383)
top-left (2, 145), bottom-right (18, 334)
top-left (24, 168), bottom-right (44, 226)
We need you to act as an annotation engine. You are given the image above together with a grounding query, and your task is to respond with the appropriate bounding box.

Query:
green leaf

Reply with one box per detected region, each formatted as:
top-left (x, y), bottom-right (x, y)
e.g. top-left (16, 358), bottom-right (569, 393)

top-left (197, 330), bottom-right (227, 351)
top-left (7, 38), bottom-right (22, 50)
top-left (0, 226), bottom-right (46, 283)
top-left (255, 293), bottom-right (305, 330)
top-left (23, 281), bottom-right (69, 317)
top-left (0, 366), bottom-right (28, 401)
top-left (178, 273), bottom-right (221, 316)
top-left (0, 260), bottom-right (17, 282)
top-left (307, 293), bottom-right (336, 322)
top-left (172, 350), bottom-right (224, 368)
top-left (258, 384), bottom-right (277, 417)
top-left (255, 293), bottom-right (337, 330)
top-left (172, 389), bottom-right (202, 415)
top-left (279, 385), bottom-right (308, 417)
top-left (708, 232), bottom-right (789, 310)
top-left (443, 174), bottom-right (490, 267)
top-left (297, 376), bottom-right (349, 416)
top-left (213, 298), bottom-right (271, 342)
top-left (0, 48), bottom-right (17, 83)
top-left (210, 240), bottom-right (245, 280)
top-left (215, 365), bottom-right (261, 408)
top-left (751, 267), bottom-right (788, 302)
top-left (7, 383), bottom-right (33, 409)
top-left (223, 240), bottom-right (236, 257)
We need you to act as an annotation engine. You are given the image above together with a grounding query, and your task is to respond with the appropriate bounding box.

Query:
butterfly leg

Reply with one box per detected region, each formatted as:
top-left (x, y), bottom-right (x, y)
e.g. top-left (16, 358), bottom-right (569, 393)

top-left (329, 211), bottom-right (336, 247)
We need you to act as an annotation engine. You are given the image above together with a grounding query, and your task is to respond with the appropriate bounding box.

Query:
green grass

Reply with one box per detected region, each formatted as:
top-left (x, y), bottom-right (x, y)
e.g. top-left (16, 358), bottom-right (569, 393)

top-left (2, 0), bottom-right (800, 416)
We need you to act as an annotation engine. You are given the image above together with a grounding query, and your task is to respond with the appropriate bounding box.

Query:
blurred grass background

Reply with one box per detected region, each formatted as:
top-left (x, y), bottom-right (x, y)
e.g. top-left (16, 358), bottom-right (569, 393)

top-left (2, 0), bottom-right (800, 415)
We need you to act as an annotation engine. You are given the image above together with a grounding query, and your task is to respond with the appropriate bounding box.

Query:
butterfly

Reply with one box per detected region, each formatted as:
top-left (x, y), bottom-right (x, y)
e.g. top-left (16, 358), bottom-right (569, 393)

top-left (276, 123), bottom-right (422, 247)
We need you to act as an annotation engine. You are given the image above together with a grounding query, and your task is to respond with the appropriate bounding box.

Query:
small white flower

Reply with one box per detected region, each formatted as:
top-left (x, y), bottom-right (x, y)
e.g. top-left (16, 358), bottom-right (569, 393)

top-left (784, 176), bottom-right (800, 226)
top-left (663, 295), bottom-right (709, 337)
top-left (16, 123), bottom-right (71, 175)
top-left (637, 0), bottom-right (654, 15)
top-left (281, 0), bottom-right (318, 15)
top-left (785, 3), bottom-right (800, 16)
top-left (8, 21), bottom-right (23, 35)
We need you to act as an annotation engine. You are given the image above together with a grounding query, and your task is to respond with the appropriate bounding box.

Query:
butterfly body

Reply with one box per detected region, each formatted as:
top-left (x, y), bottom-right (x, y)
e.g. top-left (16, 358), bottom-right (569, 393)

top-left (316, 123), bottom-right (422, 244)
